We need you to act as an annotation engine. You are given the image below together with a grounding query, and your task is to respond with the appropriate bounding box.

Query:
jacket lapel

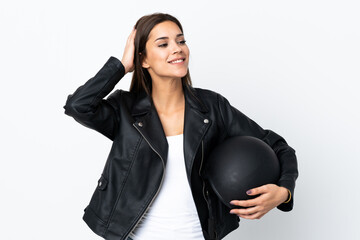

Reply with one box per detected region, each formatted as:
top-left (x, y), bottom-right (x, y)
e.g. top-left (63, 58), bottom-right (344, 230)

top-left (131, 85), bottom-right (211, 181)
top-left (183, 86), bottom-right (211, 184)
top-left (132, 90), bottom-right (169, 164)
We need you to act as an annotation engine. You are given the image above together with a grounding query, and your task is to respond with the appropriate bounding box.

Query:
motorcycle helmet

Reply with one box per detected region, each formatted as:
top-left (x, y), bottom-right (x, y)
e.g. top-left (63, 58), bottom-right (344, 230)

top-left (204, 136), bottom-right (280, 209)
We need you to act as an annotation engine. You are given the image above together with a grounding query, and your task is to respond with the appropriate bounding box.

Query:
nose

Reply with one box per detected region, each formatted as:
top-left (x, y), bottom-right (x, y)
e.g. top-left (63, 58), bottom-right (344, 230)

top-left (172, 43), bottom-right (182, 54)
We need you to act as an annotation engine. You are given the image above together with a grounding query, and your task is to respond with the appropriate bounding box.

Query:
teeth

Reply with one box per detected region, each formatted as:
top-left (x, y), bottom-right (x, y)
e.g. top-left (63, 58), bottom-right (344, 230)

top-left (170, 59), bottom-right (183, 63)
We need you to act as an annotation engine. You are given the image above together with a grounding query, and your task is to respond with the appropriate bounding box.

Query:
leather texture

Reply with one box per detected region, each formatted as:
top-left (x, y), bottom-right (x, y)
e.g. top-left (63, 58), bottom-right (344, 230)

top-left (64, 56), bottom-right (298, 240)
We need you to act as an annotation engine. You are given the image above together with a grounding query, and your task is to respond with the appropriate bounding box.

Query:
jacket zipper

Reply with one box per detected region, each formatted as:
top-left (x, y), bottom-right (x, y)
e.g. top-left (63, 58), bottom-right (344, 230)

top-left (199, 141), bottom-right (210, 207)
top-left (124, 123), bottom-right (166, 240)
top-left (199, 140), bottom-right (218, 240)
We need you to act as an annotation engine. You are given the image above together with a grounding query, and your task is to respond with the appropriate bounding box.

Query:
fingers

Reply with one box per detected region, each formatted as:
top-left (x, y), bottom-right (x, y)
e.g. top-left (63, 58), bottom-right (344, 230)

top-left (229, 186), bottom-right (269, 208)
top-left (229, 199), bottom-right (270, 220)
top-left (229, 206), bottom-right (267, 220)
top-left (122, 27), bottom-right (137, 73)
top-left (228, 184), bottom-right (278, 220)
top-left (246, 184), bottom-right (274, 196)
top-left (230, 198), bottom-right (258, 208)
top-left (230, 206), bottom-right (260, 216)
top-left (127, 27), bottom-right (136, 44)
top-left (239, 211), bottom-right (266, 220)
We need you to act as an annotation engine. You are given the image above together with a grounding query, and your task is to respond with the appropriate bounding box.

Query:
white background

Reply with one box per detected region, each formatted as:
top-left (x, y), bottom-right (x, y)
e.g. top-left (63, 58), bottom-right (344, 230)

top-left (1, 0), bottom-right (359, 239)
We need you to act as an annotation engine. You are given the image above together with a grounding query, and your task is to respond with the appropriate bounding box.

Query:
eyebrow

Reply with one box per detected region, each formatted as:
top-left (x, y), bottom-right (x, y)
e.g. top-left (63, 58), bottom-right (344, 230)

top-left (154, 33), bottom-right (184, 42)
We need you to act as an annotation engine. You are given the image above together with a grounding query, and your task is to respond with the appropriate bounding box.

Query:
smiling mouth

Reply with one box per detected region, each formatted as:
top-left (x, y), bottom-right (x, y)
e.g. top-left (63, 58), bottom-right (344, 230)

top-left (168, 58), bottom-right (185, 64)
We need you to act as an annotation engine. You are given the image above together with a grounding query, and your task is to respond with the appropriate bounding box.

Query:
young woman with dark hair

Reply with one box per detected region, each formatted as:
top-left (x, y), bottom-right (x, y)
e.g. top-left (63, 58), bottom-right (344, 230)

top-left (64, 13), bottom-right (298, 240)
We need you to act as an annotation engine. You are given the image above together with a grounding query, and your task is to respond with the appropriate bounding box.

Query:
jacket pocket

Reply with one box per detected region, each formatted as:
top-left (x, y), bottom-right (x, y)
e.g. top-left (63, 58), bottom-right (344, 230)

top-left (87, 174), bottom-right (111, 223)
top-left (97, 175), bottom-right (108, 190)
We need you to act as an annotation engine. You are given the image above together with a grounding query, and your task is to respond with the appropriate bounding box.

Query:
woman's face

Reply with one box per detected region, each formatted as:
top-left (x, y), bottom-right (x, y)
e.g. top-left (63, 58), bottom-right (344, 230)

top-left (142, 21), bottom-right (189, 82)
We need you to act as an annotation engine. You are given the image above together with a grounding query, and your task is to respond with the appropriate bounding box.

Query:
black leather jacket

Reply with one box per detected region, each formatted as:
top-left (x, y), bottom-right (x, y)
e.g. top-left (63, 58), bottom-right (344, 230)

top-left (64, 56), bottom-right (298, 240)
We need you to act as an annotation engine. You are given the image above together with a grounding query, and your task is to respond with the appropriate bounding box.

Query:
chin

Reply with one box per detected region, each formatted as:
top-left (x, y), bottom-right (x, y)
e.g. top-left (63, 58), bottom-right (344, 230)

top-left (149, 67), bottom-right (188, 80)
top-left (174, 69), bottom-right (188, 78)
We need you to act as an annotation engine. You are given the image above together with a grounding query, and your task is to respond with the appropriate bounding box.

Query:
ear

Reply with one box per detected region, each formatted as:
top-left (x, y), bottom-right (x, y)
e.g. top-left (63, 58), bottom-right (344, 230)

top-left (142, 56), bottom-right (150, 69)
top-left (142, 62), bottom-right (150, 69)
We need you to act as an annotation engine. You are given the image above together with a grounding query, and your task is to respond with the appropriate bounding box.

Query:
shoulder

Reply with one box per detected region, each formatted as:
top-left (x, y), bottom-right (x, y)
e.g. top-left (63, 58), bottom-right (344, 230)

top-left (193, 87), bottom-right (218, 96)
top-left (108, 89), bottom-right (136, 99)
top-left (107, 89), bottom-right (133, 101)
top-left (106, 89), bottom-right (138, 110)
top-left (192, 87), bottom-right (228, 106)
top-left (193, 87), bottom-right (221, 100)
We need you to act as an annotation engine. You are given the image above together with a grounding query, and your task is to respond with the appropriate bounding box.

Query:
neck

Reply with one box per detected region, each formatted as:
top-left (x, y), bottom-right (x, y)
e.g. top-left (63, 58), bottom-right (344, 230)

top-left (151, 77), bottom-right (184, 114)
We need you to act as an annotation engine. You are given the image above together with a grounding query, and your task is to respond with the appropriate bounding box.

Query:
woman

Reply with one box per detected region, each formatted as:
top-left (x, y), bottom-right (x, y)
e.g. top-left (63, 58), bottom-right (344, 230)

top-left (64, 13), bottom-right (298, 240)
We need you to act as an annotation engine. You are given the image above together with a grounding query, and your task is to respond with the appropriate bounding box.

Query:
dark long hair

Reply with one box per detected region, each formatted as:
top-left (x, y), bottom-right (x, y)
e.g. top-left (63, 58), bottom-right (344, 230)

top-left (130, 13), bottom-right (192, 96)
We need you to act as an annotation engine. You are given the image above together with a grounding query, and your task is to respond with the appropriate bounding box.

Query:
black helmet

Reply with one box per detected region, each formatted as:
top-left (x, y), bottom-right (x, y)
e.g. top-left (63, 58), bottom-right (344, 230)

top-left (204, 136), bottom-right (280, 209)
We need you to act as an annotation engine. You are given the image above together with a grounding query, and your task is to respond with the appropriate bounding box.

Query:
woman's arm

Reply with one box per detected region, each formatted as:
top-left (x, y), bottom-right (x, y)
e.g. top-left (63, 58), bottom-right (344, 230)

top-left (216, 93), bottom-right (298, 218)
top-left (64, 57), bottom-right (125, 140)
top-left (64, 28), bottom-right (136, 140)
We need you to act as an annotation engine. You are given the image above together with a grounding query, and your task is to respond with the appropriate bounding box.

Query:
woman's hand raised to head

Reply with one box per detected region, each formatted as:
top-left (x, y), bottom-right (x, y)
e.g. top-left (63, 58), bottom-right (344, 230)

top-left (121, 28), bottom-right (136, 74)
top-left (229, 184), bottom-right (289, 220)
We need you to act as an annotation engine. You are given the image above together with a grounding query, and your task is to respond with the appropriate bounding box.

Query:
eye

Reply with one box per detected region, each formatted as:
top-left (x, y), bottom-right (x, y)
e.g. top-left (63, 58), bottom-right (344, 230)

top-left (158, 43), bottom-right (168, 48)
top-left (178, 40), bottom-right (186, 45)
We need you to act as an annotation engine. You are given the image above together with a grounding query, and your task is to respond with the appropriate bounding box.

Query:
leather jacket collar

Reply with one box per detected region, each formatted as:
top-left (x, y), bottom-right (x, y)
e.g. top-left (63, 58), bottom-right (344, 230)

top-left (130, 84), bottom-right (209, 116)
top-left (130, 84), bottom-right (211, 185)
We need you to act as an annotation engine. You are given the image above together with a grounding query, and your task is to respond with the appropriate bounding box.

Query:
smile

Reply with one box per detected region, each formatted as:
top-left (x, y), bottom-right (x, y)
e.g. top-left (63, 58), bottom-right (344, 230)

top-left (168, 58), bottom-right (185, 64)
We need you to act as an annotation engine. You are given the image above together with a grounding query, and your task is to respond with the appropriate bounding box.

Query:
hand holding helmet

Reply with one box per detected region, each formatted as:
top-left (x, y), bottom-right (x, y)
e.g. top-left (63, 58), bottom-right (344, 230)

top-left (205, 136), bottom-right (289, 219)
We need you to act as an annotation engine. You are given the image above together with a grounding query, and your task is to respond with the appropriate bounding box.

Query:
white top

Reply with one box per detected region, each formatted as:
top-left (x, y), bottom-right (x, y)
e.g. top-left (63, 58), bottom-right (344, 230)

top-left (129, 134), bottom-right (204, 240)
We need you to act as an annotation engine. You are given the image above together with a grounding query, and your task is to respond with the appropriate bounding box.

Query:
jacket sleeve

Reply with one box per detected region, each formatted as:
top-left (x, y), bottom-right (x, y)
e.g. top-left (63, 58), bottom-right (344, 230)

top-left (64, 56), bottom-right (125, 140)
top-left (217, 93), bottom-right (298, 212)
